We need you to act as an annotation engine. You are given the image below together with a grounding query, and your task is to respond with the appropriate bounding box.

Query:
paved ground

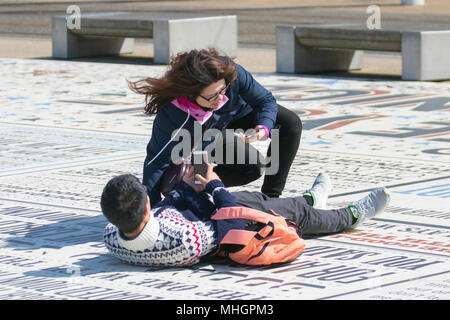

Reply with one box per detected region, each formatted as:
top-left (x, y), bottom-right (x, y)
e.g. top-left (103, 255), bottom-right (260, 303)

top-left (0, 0), bottom-right (449, 302)
top-left (0, 58), bottom-right (449, 301)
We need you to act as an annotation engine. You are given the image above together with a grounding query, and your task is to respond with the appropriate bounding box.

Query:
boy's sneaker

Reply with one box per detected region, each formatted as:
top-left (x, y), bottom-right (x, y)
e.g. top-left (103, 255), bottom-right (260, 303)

top-left (350, 187), bottom-right (391, 229)
top-left (303, 172), bottom-right (332, 210)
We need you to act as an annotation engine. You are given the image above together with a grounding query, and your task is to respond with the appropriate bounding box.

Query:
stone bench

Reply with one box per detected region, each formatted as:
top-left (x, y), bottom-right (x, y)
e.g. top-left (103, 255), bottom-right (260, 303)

top-left (276, 24), bottom-right (450, 81)
top-left (52, 12), bottom-right (237, 64)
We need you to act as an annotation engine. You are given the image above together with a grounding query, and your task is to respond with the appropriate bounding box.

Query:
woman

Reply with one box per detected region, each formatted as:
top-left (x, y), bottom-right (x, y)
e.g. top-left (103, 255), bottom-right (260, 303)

top-left (130, 48), bottom-right (302, 206)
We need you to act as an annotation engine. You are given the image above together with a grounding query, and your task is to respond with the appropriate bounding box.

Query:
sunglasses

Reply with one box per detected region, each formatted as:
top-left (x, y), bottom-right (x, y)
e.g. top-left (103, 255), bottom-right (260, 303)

top-left (198, 83), bottom-right (230, 103)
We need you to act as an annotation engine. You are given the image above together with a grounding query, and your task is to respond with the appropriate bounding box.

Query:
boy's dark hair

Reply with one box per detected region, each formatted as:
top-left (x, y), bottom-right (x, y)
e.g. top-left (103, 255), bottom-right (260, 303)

top-left (100, 174), bottom-right (148, 234)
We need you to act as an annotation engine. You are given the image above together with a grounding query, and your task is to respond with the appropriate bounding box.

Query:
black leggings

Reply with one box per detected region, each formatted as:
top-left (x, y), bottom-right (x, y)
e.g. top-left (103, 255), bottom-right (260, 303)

top-left (214, 105), bottom-right (302, 197)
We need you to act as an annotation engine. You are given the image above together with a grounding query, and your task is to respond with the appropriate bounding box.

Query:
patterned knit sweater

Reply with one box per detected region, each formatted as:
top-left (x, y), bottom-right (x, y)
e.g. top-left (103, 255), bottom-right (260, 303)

top-left (103, 180), bottom-right (244, 268)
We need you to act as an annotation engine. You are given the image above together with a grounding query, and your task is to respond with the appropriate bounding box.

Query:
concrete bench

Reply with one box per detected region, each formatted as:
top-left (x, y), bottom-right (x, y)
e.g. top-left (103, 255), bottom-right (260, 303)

top-left (52, 12), bottom-right (237, 64)
top-left (276, 24), bottom-right (450, 81)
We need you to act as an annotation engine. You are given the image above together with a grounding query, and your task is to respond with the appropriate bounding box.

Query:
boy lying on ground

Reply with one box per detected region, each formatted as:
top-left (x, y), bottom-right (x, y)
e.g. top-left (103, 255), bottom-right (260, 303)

top-left (101, 164), bottom-right (390, 268)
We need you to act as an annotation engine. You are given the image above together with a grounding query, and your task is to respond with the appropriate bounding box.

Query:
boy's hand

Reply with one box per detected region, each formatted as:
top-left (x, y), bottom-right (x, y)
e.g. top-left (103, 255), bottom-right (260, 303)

top-left (182, 165), bottom-right (205, 193)
top-left (194, 163), bottom-right (221, 188)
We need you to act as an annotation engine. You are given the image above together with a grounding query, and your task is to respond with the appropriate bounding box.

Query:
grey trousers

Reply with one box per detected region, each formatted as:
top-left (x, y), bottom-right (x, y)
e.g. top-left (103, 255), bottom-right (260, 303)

top-left (231, 191), bottom-right (354, 236)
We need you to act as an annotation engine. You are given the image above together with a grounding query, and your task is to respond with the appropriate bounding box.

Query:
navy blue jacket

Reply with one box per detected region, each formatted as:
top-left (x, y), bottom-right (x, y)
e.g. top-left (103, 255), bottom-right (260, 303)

top-left (143, 63), bottom-right (278, 205)
top-left (153, 179), bottom-right (245, 242)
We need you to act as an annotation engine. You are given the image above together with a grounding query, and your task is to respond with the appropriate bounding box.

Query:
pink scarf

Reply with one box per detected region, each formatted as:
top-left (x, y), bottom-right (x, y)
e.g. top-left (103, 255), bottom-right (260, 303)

top-left (171, 95), bottom-right (229, 125)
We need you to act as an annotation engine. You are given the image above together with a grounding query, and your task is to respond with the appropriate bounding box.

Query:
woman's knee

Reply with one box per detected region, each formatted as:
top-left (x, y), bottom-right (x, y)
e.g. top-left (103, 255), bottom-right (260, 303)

top-left (276, 105), bottom-right (302, 137)
top-left (214, 163), bottom-right (262, 186)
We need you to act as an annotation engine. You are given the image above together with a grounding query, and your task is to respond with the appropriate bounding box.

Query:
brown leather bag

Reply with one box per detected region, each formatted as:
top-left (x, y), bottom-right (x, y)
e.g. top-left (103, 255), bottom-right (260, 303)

top-left (160, 162), bottom-right (191, 196)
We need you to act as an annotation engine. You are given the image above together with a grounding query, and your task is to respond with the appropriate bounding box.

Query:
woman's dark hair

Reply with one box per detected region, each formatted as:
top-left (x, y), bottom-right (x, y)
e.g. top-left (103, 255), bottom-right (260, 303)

top-left (100, 174), bottom-right (148, 234)
top-left (128, 48), bottom-right (237, 115)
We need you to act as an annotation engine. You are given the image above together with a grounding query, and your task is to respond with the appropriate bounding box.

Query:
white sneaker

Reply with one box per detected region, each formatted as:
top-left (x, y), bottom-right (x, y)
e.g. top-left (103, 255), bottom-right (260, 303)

top-left (304, 172), bottom-right (332, 210)
top-left (350, 187), bottom-right (391, 229)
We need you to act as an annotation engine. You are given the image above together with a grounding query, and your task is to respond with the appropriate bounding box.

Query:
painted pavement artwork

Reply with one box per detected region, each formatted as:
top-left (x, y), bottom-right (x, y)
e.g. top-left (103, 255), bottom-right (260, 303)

top-left (0, 58), bottom-right (449, 300)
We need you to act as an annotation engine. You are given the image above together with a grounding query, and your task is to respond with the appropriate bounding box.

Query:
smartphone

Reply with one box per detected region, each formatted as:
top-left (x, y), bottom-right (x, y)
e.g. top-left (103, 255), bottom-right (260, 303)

top-left (245, 128), bottom-right (260, 141)
top-left (192, 151), bottom-right (208, 185)
top-left (245, 132), bottom-right (256, 139)
top-left (233, 130), bottom-right (255, 140)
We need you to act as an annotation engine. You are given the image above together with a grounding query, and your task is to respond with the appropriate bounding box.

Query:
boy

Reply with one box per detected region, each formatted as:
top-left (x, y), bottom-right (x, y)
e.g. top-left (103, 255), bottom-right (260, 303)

top-left (101, 164), bottom-right (390, 268)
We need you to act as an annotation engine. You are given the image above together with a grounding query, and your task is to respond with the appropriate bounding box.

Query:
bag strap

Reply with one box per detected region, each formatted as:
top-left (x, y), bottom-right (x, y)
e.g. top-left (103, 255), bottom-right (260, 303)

top-left (219, 229), bottom-right (256, 246)
top-left (211, 206), bottom-right (271, 224)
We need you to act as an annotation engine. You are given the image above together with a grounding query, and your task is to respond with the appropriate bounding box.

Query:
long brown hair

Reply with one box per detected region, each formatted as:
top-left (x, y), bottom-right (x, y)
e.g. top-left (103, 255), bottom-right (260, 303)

top-left (129, 48), bottom-right (237, 115)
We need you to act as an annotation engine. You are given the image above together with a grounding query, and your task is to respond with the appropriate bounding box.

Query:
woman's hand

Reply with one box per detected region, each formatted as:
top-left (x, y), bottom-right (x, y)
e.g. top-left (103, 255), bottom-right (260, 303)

top-left (239, 126), bottom-right (267, 143)
top-left (194, 163), bottom-right (221, 188)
